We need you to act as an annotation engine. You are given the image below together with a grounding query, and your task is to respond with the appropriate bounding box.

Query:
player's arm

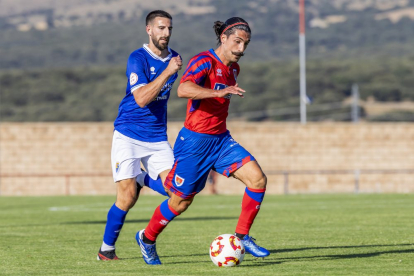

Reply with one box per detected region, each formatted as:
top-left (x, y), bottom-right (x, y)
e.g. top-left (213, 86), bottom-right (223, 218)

top-left (178, 81), bottom-right (245, 100)
top-left (133, 56), bottom-right (182, 108)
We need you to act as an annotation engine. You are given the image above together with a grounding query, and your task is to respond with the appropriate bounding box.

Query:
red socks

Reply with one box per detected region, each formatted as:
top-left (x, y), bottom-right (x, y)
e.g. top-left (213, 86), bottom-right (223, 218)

top-left (144, 199), bottom-right (180, 242)
top-left (144, 187), bottom-right (265, 242)
top-left (235, 187), bottom-right (266, 235)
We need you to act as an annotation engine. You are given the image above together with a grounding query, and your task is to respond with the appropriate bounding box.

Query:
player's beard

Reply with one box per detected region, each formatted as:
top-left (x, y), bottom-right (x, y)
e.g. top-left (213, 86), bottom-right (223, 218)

top-left (152, 36), bottom-right (169, 51)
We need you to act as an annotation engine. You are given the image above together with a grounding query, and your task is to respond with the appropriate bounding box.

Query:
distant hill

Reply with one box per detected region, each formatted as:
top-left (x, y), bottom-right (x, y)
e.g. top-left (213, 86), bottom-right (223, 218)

top-left (2, 56), bottom-right (414, 122)
top-left (1, 0), bottom-right (412, 29)
top-left (1, 0), bottom-right (414, 69)
top-left (1, 0), bottom-right (414, 123)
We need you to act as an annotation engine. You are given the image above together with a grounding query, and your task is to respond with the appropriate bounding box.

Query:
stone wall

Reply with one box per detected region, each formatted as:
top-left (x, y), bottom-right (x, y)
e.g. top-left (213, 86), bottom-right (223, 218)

top-left (1, 122), bottom-right (413, 195)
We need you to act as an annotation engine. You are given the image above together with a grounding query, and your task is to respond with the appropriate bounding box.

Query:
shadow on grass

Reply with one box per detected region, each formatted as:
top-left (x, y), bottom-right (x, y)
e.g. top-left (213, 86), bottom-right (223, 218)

top-left (244, 244), bottom-right (414, 267)
top-left (63, 216), bottom-right (238, 225)
top-left (269, 243), bottom-right (414, 254)
top-left (120, 256), bottom-right (213, 264)
top-left (0, 216), bottom-right (237, 228)
top-left (148, 244), bottom-right (414, 266)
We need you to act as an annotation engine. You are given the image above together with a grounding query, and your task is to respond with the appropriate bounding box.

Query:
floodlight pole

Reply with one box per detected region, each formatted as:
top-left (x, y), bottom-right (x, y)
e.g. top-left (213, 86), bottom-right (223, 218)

top-left (352, 84), bottom-right (359, 123)
top-left (299, 0), bottom-right (307, 124)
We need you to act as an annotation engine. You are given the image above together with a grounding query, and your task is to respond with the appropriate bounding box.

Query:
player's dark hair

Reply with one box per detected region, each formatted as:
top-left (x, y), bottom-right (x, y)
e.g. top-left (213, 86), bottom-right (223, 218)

top-left (146, 10), bottom-right (172, 25)
top-left (213, 17), bottom-right (251, 45)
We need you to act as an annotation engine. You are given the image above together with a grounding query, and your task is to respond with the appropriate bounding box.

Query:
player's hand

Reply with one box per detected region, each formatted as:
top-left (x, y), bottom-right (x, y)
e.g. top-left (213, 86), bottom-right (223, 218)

top-left (219, 83), bottom-right (245, 98)
top-left (166, 56), bottom-right (182, 75)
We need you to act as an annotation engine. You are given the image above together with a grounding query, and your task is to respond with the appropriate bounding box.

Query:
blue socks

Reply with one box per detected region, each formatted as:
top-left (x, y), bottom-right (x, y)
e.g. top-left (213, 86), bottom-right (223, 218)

top-left (144, 174), bottom-right (169, 197)
top-left (101, 174), bottom-right (168, 250)
top-left (103, 203), bottom-right (128, 246)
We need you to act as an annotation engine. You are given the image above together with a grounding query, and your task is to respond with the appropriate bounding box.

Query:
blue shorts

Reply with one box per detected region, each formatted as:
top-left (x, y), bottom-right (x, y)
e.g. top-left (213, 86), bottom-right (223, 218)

top-left (164, 127), bottom-right (255, 199)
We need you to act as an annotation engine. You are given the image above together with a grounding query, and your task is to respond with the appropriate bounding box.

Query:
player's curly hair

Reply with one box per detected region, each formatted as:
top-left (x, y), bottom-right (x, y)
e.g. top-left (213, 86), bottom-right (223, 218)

top-left (213, 17), bottom-right (251, 45)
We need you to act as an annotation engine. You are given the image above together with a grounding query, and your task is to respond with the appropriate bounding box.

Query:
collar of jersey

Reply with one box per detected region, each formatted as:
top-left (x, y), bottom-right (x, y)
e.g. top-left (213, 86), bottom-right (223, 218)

top-left (209, 49), bottom-right (226, 67)
top-left (143, 44), bottom-right (172, 62)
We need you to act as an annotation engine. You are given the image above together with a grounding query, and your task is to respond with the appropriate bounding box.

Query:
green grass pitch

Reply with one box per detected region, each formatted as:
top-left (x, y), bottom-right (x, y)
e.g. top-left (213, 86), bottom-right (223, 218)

top-left (1, 194), bottom-right (413, 275)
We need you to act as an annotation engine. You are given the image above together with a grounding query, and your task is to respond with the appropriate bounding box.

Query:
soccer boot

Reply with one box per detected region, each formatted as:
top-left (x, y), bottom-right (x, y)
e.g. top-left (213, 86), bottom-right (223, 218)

top-left (241, 235), bottom-right (270, 258)
top-left (136, 229), bottom-right (162, 265)
top-left (97, 248), bottom-right (119, 260)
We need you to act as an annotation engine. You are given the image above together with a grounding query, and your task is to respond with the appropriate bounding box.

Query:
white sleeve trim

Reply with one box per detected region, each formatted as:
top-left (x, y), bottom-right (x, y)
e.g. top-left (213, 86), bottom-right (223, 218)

top-left (131, 83), bottom-right (147, 93)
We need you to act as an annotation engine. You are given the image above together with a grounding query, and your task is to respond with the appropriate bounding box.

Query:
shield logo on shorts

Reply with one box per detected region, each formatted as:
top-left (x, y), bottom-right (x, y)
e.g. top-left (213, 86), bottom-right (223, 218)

top-left (175, 174), bottom-right (185, 187)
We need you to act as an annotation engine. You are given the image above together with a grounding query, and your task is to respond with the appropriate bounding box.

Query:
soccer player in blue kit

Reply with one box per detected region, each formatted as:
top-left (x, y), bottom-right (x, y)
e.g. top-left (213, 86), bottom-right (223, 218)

top-left (136, 17), bottom-right (270, 265)
top-left (97, 10), bottom-right (182, 260)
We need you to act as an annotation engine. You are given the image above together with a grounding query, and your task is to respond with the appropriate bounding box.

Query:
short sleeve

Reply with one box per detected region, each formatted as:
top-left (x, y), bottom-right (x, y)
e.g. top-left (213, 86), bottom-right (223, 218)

top-left (180, 55), bottom-right (212, 85)
top-left (126, 53), bottom-right (149, 93)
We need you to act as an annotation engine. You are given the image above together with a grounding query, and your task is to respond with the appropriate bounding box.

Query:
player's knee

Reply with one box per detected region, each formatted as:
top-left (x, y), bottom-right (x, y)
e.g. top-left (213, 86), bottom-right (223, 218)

top-left (116, 193), bottom-right (137, 210)
top-left (258, 173), bottom-right (267, 189)
top-left (250, 173), bottom-right (267, 190)
top-left (170, 198), bottom-right (193, 214)
top-left (116, 184), bottom-right (139, 210)
top-left (176, 200), bottom-right (192, 213)
top-left (168, 193), bottom-right (194, 213)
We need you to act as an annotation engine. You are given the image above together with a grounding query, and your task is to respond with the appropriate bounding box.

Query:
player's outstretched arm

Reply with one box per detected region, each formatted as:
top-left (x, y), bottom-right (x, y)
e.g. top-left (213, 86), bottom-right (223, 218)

top-left (133, 56), bottom-right (182, 108)
top-left (178, 81), bottom-right (245, 100)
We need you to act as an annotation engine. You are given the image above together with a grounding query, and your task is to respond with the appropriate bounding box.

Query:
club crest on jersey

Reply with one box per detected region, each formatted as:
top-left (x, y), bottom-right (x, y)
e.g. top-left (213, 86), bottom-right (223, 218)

top-left (233, 69), bottom-right (238, 81)
top-left (175, 174), bottom-right (185, 186)
top-left (150, 66), bottom-right (156, 75)
top-left (217, 68), bottom-right (222, 76)
top-left (130, 73), bottom-right (138, 85)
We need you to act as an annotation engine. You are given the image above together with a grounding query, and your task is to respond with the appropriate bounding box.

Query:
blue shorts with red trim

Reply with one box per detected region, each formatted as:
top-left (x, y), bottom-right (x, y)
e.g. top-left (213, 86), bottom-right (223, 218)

top-left (164, 127), bottom-right (255, 199)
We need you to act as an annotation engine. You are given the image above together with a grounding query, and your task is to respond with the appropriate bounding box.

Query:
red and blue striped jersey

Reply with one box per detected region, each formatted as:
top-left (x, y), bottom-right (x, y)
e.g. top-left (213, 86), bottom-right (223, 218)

top-left (180, 49), bottom-right (240, 134)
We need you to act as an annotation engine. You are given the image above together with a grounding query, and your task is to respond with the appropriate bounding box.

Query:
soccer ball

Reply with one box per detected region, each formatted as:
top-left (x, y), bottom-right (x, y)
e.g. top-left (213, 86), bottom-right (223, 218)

top-left (209, 234), bottom-right (245, 267)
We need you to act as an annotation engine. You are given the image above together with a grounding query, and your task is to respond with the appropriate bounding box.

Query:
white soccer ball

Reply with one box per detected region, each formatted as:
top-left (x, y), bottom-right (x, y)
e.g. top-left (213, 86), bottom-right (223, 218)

top-left (209, 234), bottom-right (245, 267)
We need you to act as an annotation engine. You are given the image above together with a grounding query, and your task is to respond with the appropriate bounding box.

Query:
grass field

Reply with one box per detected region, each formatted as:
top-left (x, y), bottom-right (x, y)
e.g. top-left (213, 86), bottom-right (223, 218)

top-left (1, 194), bottom-right (414, 275)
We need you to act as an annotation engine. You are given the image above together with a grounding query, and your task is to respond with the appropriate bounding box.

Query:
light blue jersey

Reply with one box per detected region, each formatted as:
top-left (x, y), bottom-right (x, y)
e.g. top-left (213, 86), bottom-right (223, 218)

top-left (114, 44), bottom-right (179, 142)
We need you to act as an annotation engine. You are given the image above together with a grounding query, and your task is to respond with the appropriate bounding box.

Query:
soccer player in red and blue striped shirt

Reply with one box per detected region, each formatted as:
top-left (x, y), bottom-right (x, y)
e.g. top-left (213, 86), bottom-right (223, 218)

top-left (136, 17), bottom-right (270, 265)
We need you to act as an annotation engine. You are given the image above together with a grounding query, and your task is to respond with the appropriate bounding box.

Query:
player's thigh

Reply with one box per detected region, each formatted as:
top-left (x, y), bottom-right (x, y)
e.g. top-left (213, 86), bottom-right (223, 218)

top-left (143, 141), bottom-right (174, 180)
top-left (213, 139), bottom-right (266, 189)
top-left (159, 169), bottom-right (170, 185)
top-left (164, 133), bottom-right (214, 199)
top-left (111, 131), bottom-right (146, 182)
top-left (165, 155), bottom-right (212, 199)
top-left (213, 138), bottom-right (256, 178)
top-left (232, 161), bottom-right (267, 189)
